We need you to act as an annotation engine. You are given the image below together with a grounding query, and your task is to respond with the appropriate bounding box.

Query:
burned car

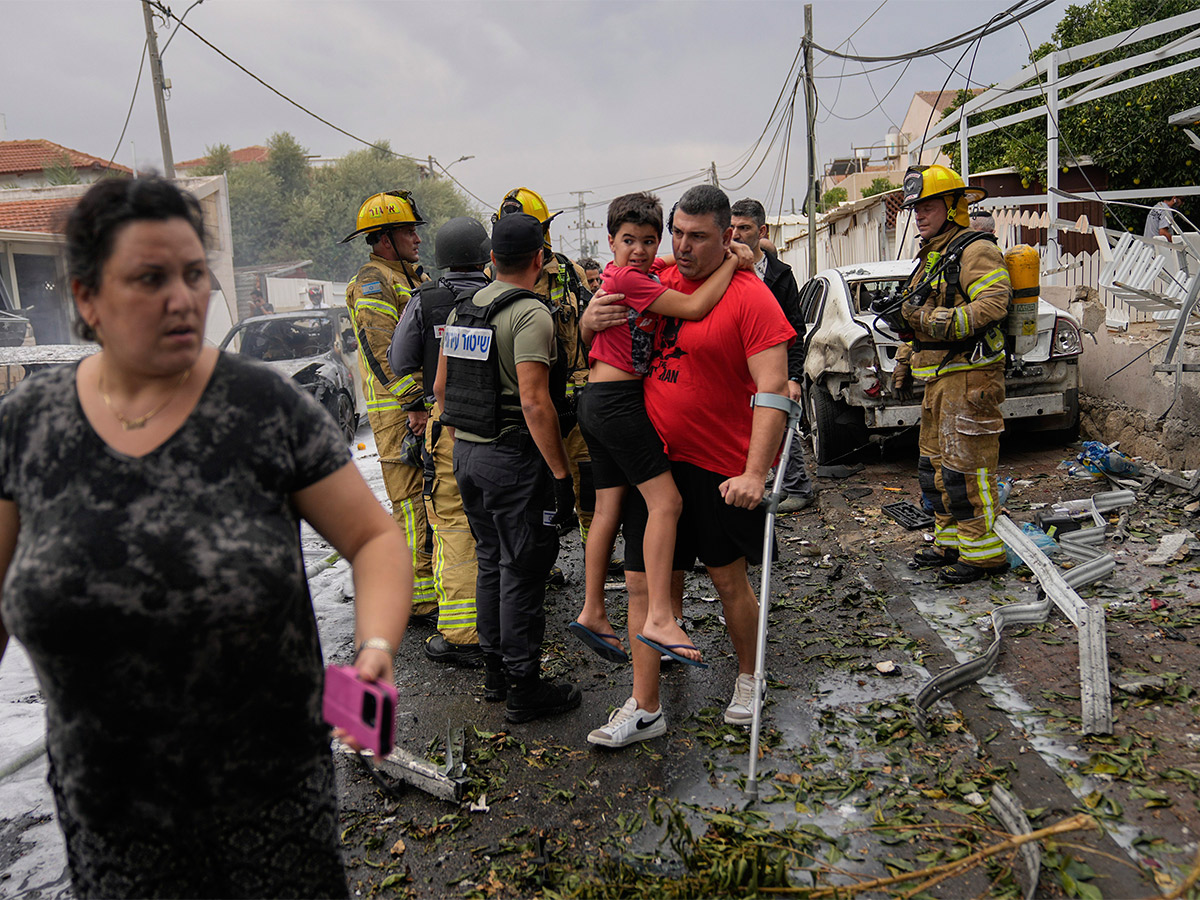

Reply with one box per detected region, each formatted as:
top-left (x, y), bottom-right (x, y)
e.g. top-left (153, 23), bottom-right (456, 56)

top-left (799, 259), bottom-right (1084, 465)
top-left (220, 309), bottom-right (363, 441)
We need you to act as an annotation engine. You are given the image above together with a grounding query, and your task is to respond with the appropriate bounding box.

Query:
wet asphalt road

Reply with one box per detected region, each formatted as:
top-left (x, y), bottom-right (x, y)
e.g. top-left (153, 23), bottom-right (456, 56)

top-left (332, 436), bottom-right (1171, 899)
top-left (2, 430), bottom-right (1184, 898)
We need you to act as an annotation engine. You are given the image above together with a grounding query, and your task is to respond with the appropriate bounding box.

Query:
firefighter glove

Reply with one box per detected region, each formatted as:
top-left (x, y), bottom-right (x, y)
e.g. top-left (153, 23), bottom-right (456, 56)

top-left (552, 477), bottom-right (578, 536)
top-left (892, 362), bottom-right (914, 403)
top-left (901, 296), bottom-right (925, 328)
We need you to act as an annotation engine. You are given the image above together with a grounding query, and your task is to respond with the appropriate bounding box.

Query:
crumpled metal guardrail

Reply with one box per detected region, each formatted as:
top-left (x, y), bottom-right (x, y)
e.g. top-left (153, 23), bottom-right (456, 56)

top-left (991, 785), bottom-right (1041, 900)
top-left (914, 492), bottom-right (1135, 736)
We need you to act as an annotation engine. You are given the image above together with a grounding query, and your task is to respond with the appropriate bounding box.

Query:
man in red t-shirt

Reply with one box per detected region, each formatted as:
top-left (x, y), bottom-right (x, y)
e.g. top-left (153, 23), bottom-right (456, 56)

top-left (581, 185), bottom-right (794, 748)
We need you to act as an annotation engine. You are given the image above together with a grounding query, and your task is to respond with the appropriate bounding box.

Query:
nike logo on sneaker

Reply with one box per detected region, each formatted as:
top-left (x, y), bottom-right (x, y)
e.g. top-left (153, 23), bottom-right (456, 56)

top-left (635, 714), bottom-right (662, 730)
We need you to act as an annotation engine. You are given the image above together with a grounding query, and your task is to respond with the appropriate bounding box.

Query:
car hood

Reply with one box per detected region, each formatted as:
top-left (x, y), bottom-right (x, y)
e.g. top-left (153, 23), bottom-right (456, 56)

top-left (265, 356), bottom-right (332, 377)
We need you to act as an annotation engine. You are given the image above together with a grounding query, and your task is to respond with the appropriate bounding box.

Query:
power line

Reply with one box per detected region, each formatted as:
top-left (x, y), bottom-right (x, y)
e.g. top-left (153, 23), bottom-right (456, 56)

top-left (106, 37), bottom-right (149, 170)
top-left (159, 0), bottom-right (205, 55)
top-left (811, 0), bottom-right (1056, 63)
top-left (146, 2), bottom-right (496, 210)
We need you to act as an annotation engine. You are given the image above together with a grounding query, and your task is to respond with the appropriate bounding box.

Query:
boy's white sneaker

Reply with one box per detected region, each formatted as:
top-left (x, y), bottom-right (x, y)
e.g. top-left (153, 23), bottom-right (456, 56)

top-left (724, 673), bottom-right (763, 725)
top-left (587, 697), bottom-right (666, 748)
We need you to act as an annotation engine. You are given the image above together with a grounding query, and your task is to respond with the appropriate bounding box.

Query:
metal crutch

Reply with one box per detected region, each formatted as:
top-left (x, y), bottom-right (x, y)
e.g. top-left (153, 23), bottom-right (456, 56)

top-left (745, 392), bottom-right (805, 801)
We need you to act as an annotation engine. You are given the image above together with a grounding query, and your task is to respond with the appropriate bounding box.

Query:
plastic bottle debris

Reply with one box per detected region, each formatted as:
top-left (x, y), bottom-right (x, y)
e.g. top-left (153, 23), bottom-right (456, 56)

top-left (1078, 441), bottom-right (1141, 477)
top-left (1005, 521), bottom-right (1059, 568)
top-left (997, 477), bottom-right (1013, 507)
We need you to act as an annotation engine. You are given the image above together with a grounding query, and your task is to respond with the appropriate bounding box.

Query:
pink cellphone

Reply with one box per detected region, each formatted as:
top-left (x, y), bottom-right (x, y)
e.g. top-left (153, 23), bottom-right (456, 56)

top-left (322, 665), bottom-right (398, 756)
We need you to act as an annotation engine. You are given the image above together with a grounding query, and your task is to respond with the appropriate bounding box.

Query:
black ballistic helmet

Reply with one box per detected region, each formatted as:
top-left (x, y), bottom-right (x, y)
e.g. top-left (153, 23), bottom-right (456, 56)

top-left (435, 216), bottom-right (491, 268)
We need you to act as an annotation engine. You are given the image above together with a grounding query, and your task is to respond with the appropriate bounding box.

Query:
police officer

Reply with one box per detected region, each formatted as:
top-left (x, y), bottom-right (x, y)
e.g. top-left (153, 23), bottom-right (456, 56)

top-left (898, 165), bottom-right (1013, 584)
top-left (341, 190), bottom-right (437, 624)
top-left (494, 188), bottom-right (595, 557)
top-left (434, 213), bottom-right (581, 723)
top-left (388, 218), bottom-right (491, 667)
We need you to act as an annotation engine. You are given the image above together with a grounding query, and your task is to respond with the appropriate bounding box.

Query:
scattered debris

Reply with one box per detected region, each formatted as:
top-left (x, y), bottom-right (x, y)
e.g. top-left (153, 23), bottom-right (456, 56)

top-left (816, 462), bottom-right (865, 478)
top-left (881, 500), bottom-right (934, 530)
top-left (1145, 530), bottom-right (1195, 566)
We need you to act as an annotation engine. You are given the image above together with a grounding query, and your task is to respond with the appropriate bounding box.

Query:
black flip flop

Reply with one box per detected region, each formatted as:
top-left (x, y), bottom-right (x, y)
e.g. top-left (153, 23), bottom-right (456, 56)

top-left (567, 622), bottom-right (629, 664)
top-left (635, 634), bottom-right (708, 669)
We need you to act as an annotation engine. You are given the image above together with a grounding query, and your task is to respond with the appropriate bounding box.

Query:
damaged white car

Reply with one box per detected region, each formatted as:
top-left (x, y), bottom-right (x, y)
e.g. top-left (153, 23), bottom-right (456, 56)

top-left (799, 259), bottom-right (1084, 465)
top-left (220, 309), bottom-right (364, 441)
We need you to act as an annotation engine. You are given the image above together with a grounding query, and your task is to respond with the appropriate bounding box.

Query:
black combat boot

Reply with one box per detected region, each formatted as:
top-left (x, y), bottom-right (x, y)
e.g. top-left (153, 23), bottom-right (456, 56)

top-left (505, 673), bottom-right (582, 723)
top-left (910, 546), bottom-right (959, 569)
top-left (483, 654), bottom-right (508, 703)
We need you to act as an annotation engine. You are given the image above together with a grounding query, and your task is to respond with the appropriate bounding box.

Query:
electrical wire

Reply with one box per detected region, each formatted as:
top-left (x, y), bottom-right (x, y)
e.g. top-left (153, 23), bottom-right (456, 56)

top-left (1003, 4), bottom-right (1189, 240)
top-left (581, 171), bottom-right (710, 213)
top-left (720, 0), bottom-right (891, 191)
top-left (160, 0), bottom-right (205, 54)
top-left (146, 2), bottom-right (499, 210)
top-left (106, 37), bottom-right (149, 170)
top-left (818, 55), bottom-right (914, 123)
top-left (147, 1), bottom-right (423, 164)
top-left (811, 0), bottom-right (1056, 63)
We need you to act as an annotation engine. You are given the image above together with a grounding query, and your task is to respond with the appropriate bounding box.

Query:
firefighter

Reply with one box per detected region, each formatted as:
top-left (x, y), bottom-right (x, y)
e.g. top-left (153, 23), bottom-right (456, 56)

top-left (494, 189), bottom-right (594, 565)
top-left (388, 217), bottom-right (491, 667)
top-left (341, 190), bottom-right (437, 624)
top-left (899, 165), bottom-right (1013, 584)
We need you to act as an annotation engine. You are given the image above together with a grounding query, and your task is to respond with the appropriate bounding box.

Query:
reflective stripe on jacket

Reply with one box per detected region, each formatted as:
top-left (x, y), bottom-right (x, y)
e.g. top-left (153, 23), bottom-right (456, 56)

top-left (346, 255), bottom-right (426, 415)
top-left (908, 226), bottom-right (1011, 380)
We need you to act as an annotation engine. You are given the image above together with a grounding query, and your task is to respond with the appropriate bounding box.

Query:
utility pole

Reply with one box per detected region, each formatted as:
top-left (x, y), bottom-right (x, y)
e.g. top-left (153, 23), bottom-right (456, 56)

top-left (569, 190), bottom-right (595, 259)
top-left (142, 1), bottom-right (175, 178)
top-left (804, 4), bottom-right (817, 277)
top-left (709, 161), bottom-right (720, 188)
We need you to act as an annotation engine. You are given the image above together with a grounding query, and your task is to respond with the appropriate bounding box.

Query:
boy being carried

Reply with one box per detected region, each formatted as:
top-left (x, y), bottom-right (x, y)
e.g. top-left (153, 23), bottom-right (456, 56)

top-left (571, 192), bottom-right (751, 669)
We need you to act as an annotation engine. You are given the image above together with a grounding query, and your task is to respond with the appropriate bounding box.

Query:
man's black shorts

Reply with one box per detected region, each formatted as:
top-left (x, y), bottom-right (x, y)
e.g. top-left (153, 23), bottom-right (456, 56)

top-left (622, 461), bottom-right (773, 572)
top-left (577, 381), bottom-right (671, 490)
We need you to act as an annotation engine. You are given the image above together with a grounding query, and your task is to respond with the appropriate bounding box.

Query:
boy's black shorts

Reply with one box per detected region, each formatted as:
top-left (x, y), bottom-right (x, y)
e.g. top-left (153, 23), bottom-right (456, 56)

top-left (622, 461), bottom-right (773, 572)
top-left (577, 381), bottom-right (671, 491)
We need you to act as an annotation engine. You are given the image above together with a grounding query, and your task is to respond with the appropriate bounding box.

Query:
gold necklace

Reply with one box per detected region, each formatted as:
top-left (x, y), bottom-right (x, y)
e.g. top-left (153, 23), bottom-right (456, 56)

top-left (99, 368), bottom-right (192, 431)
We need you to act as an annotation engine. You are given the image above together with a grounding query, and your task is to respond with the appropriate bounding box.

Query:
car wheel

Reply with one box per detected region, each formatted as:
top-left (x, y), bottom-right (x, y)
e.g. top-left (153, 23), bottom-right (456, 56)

top-left (337, 392), bottom-right (356, 443)
top-left (808, 382), bottom-right (866, 466)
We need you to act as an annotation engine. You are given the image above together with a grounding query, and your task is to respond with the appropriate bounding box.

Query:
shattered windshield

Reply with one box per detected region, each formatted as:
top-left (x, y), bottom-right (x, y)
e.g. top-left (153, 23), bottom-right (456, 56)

top-left (848, 277), bottom-right (909, 315)
top-left (228, 316), bottom-right (335, 362)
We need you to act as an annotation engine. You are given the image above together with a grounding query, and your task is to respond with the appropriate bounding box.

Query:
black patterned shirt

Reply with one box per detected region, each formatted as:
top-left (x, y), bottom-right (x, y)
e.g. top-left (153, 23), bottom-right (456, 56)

top-left (0, 353), bottom-right (349, 834)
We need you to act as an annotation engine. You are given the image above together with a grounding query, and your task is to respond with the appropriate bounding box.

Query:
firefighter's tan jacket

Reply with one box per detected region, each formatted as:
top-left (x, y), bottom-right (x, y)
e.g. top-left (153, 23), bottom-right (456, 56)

top-left (345, 255), bottom-right (427, 420)
top-left (903, 225), bottom-right (1011, 381)
top-left (532, 253), bottom-right (590, 392)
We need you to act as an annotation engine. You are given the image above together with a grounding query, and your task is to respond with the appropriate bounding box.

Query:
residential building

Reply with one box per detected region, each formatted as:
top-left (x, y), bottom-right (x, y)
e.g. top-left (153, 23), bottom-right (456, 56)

top-left (0, 140), bottom-right (132, 190)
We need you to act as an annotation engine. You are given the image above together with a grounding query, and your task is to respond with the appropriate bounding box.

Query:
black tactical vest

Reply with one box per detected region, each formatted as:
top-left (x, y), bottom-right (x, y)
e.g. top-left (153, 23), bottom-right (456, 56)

top-left (440, 287), bottom-right (540, 439)
top-left (414, 281), bottom-right (462, 395)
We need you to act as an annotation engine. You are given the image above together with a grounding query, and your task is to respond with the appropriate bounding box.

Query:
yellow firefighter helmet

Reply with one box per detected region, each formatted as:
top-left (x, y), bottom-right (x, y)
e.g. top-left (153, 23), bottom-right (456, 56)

top-left (900, 165), bottom-right (987, 228)
top-left (339, 190), bottom-right (426, 243)
top-left (495, 187), bottom-right (561, 251)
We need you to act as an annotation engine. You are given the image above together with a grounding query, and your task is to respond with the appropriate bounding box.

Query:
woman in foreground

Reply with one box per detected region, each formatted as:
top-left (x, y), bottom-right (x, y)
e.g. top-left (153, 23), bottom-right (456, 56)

top-left (0, 177), bottom-right (411, 899)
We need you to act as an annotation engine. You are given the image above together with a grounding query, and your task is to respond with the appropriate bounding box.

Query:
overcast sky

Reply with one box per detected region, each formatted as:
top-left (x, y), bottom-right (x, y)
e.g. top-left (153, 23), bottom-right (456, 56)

top-left (2, 0), bottom-right (1073, 258)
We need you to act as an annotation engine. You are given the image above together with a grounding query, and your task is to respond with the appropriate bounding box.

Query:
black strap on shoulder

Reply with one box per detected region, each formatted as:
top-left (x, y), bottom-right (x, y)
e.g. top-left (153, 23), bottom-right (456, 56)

top-left (938, 230), bottom-right (998, 307)
top-left (454, 286), bottom-right (541, 323)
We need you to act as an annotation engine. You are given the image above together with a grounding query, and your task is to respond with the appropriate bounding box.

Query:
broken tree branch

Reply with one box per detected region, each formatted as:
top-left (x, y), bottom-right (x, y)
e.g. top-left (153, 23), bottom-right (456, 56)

top-left (759, 814), bottom-right (1096, 898)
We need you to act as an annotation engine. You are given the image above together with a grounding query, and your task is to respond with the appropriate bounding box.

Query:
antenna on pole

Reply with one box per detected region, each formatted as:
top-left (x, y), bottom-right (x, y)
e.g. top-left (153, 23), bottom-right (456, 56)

top-left (142, 1), bottom-right (175, 178)
top-left (569, 190), bottom-right (595, 259)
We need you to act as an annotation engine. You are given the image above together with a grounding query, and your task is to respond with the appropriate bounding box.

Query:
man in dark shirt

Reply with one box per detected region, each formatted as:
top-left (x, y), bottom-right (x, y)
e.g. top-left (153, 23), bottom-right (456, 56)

top-left (730, 198), bottom-right (814, 511)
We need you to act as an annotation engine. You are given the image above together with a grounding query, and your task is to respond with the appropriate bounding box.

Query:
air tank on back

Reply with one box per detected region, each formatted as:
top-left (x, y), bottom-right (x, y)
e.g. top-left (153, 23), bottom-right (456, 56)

top-left (1004, 244), bottom-right (1039, 358)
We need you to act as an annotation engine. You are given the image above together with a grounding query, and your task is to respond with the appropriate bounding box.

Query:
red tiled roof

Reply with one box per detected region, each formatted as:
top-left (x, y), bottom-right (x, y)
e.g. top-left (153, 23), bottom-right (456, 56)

top-left (176, 145), bottom-right (270, 169)
top-left (0, 196), bottom-right (77, 233)
top-left (0, 140), bottom-right (132, 177)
